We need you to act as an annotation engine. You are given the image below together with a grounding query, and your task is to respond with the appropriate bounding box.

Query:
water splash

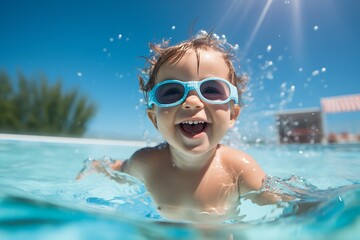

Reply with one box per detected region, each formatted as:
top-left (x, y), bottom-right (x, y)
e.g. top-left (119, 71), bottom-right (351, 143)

top-left (75, 158), bottom-right (358, 225)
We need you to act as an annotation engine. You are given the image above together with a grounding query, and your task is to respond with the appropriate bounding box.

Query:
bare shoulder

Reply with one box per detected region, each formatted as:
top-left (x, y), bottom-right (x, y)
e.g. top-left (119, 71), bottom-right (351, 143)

top-left (219, 145), bottom-right (256, 167)
top-left (219, 145), bottom-right (266, 194)
top-left (122, 143), bottom-right (167, 180)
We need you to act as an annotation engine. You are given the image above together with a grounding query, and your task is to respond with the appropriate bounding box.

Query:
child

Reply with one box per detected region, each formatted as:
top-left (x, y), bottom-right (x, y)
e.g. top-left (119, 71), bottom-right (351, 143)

top-left (79, 33), bottom-right (269, 223)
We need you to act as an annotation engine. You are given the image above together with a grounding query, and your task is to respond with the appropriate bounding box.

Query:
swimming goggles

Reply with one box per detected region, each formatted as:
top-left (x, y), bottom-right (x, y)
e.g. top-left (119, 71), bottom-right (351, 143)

top-left (147, 77), bottom-right (238, 108)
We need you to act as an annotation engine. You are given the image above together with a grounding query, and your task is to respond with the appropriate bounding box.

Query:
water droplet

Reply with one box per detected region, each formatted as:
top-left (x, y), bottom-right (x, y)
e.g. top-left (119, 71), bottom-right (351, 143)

top-left (171, 25), bottom-right (176, 30)
top-left (321, 67), bottom-right (326, 72)
top-left (266, 44), bottom-right (272, 52)
top-left (312, 70), bottom-right (320, 76)
top-left (313, 25), bottom-right (319, 31)
top-left (212, 33), bottom-right (220, 40)
top-left (266, 72), bottom-right (274, 80)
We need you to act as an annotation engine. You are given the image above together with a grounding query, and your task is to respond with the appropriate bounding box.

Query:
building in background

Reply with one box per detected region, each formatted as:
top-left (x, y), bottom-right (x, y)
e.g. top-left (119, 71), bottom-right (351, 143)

top-left (275, 94), bottom-right (360, 144)
top-left (275, 108), bottom-right (324, 144)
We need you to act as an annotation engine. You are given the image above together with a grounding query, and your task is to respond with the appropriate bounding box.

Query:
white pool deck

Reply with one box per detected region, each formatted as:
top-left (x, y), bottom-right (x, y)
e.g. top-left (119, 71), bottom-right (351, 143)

top-left (0, 133), bottom-right (153, 147)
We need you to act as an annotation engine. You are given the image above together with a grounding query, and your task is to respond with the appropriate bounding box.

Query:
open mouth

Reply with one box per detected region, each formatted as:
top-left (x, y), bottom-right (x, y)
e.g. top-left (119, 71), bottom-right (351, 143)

top-left (179, 120), bottom-right (208, 136)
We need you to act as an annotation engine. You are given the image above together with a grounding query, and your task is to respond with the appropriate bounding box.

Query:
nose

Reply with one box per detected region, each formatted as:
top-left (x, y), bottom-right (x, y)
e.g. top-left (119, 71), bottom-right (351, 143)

top-left (182, 91), bottom-right (204, 110)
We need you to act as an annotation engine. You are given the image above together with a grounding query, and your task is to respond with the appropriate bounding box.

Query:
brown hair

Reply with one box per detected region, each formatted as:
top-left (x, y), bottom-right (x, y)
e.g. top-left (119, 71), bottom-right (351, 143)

top-left (139, 33), bottom-right (247, 105)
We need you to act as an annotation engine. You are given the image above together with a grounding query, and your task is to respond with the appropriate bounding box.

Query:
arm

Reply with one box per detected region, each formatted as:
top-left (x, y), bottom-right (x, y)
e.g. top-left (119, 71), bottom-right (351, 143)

top-left (76, 147), bottom-right (152, 182)
top-left (233, 152), bottom-right (292, 205)
top-left (75, 158), bottom-right (125, 180)
top-left (222, 148), bottom-right (281, 205)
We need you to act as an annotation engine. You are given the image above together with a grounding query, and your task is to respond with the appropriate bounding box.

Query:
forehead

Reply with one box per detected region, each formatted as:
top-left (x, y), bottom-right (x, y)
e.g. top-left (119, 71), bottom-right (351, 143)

top-left (156, 49), bottom-right (230, 83)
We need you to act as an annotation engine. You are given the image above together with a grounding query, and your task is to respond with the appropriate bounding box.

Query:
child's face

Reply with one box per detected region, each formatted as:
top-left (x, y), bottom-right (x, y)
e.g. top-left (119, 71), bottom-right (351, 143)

top-left (147, 49), bottom-right (240, 156)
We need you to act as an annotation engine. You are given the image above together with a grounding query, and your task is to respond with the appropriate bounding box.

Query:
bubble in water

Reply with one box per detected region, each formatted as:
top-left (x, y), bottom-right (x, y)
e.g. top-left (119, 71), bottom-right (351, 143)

top-left (298, 67), bottom-right (303, 72)
top-left (171, 26), bottom-right (176, 30)
top-left (321, 67), bottom-right (326, 72)
top-left (313, 25), bottom-right (319, 31)
top-left (77, 72), bottom-right (83, 77)
top-left (266, 44), bottom-right (272, 52)
top-left (118, 34), bottom-right (122, 40)
top-left (103, 48), bottom-right (108, 52)
top-left (233, 44), bottom-right (239, 50)
top-left (126, 37), bottom-right (130, 41)
top-left (109, 37), bottom-right (114, 42)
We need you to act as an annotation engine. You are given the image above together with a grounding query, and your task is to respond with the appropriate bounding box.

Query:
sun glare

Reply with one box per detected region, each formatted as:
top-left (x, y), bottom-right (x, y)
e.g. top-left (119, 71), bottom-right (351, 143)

top-left (243, 0), bottom-right (274, 53)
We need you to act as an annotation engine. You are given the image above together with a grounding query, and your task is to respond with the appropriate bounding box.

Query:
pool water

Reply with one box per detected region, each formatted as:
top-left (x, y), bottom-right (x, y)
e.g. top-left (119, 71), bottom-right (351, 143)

top-left (0, 139), bottom-right (359, 239)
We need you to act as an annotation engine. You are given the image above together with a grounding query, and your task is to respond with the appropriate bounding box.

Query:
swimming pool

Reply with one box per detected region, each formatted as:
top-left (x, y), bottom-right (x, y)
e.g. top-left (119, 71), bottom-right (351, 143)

top-left (0, 137), bottom-right (359, 239)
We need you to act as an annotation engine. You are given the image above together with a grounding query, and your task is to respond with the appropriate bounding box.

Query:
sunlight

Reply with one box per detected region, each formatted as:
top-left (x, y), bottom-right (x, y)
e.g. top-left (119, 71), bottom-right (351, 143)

top-left (290, 0), bottom-right (304, 59)
top-left (243, 0), bottom-right (274, 54)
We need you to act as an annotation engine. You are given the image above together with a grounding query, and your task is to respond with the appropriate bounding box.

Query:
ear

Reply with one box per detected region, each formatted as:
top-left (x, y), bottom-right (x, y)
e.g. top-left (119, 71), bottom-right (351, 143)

top-left (147, 108), bottom-right (158, 129)
top-left (229, 104), bottom-right (240, 128)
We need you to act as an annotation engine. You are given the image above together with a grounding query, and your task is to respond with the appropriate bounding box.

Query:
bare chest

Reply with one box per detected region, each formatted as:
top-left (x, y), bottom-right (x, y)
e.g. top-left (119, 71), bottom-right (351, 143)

top-left (144, 166), bottom-right (239, 221)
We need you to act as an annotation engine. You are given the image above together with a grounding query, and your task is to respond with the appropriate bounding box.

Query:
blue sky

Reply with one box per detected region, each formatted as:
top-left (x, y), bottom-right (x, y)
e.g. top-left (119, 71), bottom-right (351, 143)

top-left (1, 0), bottom-right (359, 141)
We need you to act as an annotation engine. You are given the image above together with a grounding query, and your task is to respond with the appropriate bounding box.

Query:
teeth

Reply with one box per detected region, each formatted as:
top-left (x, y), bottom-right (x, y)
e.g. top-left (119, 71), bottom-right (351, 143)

top-left (182, 120), bottom-right (205, 125)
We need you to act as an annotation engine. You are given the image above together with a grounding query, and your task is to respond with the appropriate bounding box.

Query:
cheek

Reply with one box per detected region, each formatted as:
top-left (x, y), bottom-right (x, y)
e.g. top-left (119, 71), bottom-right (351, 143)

top-left (156, 108), bottom-right (174, 125)
top-left (213, 105), bottom-right (231, 119)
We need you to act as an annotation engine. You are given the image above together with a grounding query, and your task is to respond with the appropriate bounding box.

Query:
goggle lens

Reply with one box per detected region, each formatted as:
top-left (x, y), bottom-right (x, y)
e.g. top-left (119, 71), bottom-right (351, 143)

top-left (155, 83), bottom-right (185, 105)
top-left (155, 79), bottom-right (231, 105)
top-left (200, 80), bottom-right (230, 101)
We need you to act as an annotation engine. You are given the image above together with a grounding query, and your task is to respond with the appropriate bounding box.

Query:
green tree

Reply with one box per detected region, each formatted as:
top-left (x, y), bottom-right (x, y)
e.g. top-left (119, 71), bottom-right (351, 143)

top-left (0, 71), bottom-right (97, 136)
top-left (0, 72), bottom-right (17, 129)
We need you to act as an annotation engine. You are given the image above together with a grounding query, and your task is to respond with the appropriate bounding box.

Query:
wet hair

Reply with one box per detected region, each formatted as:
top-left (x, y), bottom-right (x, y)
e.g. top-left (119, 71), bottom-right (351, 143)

top-left (139, 32), bottom-right (247, 106)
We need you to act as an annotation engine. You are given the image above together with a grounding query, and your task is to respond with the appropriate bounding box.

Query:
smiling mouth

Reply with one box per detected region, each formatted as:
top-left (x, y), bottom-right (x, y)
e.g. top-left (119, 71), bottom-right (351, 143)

top-left (179, 121), bottom-right (208, 136)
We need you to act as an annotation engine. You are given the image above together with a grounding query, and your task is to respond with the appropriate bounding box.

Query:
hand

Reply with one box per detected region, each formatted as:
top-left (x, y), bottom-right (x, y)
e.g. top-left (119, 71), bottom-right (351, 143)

top-left (76, 157), bottom-right (123, 180)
